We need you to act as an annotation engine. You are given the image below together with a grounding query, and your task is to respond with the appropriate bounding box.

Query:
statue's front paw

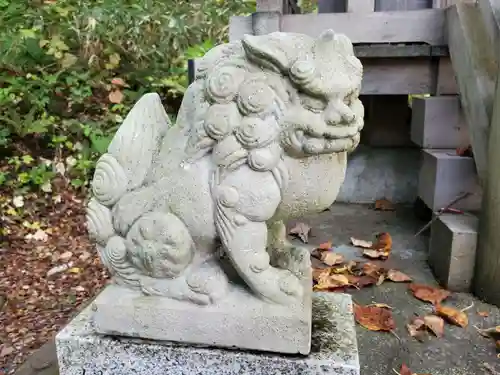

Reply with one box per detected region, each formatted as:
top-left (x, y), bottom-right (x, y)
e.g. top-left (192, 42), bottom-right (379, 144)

top-left (269, 242), bottom-right (311, 279)
top-left (256, 267), bottom-right (305, 305)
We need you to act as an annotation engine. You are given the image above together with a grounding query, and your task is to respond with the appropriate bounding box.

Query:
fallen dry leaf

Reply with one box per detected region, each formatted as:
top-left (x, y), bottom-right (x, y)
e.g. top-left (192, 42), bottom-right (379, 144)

top-left (313, 274), bottom-right (350, 291)
top-left (356, 275), bottom-right (378, 288)
top-left (353, 303), bottom-right (395, 332)
top-left (372, 232), bottom-right (392, 253)
top-left (350, 237), bottom-right (373, 248)
top-left (289, 222), bottom-right (311, 243)
top-left (409, 283), bottom-right (451, 305)
top-left (108, 89), bottom-right (124, 104)
top-left (363, 249), bottom-right (390, 260)
top-left (374, 198), bottom-right (395, 211)
top-left (435, 305), bottom-right (468, 328)
top-left (368, 303), bottom-right (392, 309)
top-left (477, 326), bottom-right (500, 340)
top-left (407, 317), bottom-right (426, 341)
top-left (320, 251), bottom-right (344, 266)
top-left (362, 262), bottom-right (382, 278)
top-left (312, 268), bottom-right (328, 282)
top-left (318, 241), bottom-right (333, 250)
top-left (424, 315), bottom-right (445, 337)
top-left (387, 269), bottom-right (412, 283)
top-left (478, 311), bottom-right (489, 317)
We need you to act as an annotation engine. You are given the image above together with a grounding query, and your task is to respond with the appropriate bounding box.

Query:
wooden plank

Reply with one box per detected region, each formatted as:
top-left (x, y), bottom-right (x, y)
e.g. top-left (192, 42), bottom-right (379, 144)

top-left (318, 0), bottom-right (347, 12)
top-left (436, 57), bottom-right (458, 94)
top-left (375, 0), bottom-right (433, 11)
top-left (347, 0), bottom-right (375, 12)
top-left (446, 3), bottom-right (497, 183)
top-left (474, 67), bottom-right (500, 307)
top-left (355, 44), bottom-right (448, 58)
top-left (362, 58), bottom-right (433, 94)
top-left (281, 9), bottom-right (446, 44)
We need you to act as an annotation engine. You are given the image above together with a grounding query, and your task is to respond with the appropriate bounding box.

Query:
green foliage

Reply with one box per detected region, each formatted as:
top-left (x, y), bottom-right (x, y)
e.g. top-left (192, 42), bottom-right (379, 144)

top-left (0, 0), bottom-right (255, 195)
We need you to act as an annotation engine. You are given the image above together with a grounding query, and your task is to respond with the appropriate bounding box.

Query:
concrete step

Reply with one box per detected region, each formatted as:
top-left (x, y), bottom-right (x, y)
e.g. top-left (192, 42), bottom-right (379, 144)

top-left (418, 149), bottom-right (482, 212)
top-left (428, 213), bottom-right (478, 292)
top-left (411, 96), bottom-right (469, 149)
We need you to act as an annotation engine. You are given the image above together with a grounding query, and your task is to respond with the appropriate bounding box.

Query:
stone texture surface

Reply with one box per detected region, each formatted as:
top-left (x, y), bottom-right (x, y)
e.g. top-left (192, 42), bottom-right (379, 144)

top-left (411, 96), bottom-right (469, 149)
top-left (428, 213), bottom-right (478, 292)
top-left (56, 293), bottom-right (359, 375)
top-left (92, 282), bottom-right (312, 355)
top-left (417, 149), bottom-right (481, 212)
top-left (84, 30), bottom-right (365, 350)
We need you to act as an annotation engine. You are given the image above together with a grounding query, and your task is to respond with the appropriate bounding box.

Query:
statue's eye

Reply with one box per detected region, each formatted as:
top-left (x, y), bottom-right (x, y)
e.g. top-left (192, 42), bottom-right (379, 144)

top-left (299, 94), bottom-right (327, 113)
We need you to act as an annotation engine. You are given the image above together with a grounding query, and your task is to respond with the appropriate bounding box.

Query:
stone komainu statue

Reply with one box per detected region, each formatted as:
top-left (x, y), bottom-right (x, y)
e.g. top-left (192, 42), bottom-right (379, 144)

top-left (86, 30), bottom-right (364, 306)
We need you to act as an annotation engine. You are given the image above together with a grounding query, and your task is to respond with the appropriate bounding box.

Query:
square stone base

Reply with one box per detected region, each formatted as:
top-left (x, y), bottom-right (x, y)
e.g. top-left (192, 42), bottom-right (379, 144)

top-left (91, 283), bottom-right (311, 354)
top-left (56, 293), bottom-right (359, 375)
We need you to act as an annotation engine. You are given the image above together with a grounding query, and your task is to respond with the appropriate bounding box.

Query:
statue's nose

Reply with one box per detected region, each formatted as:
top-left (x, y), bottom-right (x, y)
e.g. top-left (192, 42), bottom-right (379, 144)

top-left (324, 99), bottom-right (354, 125)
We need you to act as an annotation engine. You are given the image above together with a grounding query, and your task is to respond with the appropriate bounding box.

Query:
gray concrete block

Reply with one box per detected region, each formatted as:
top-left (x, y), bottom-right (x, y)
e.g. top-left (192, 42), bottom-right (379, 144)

top-left (91, 283), bottom-right (311, 355)
top-left (428, 213), bottom-right (478, 291)
top-left (418, 149), bottom-right (481, 211)
top-left (338, 146), bottom-right (419, 204)
top-left (56, 293), bottom-right (360, 375)
top-left (411, 96), bottom-right (469, 149)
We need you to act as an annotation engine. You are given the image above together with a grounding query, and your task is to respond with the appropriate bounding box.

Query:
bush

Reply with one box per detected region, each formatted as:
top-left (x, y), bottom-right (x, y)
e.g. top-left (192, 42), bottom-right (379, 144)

top-left (0, 0), bottom-right (255, 196)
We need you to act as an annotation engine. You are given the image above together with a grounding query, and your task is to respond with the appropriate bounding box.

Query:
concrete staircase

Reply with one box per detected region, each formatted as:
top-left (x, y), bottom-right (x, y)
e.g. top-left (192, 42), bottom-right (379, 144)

top-left (410, 95), bottom-right (481, 292)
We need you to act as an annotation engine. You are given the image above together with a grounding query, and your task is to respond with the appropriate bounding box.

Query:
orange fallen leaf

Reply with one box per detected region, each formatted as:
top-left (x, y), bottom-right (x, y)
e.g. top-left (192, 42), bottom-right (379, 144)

top-left (374, 198), bottom-right (395, 211)
top-left (318, 241), bottom-right (333, 250)
top-left (372, 232), bottom-right (392, 253)
top-left (289, 222), bottom-right (311, 243)
top-left (312, 268), bottom-right (328, 283)
top-left (353, 303), bottom-right (395, 332)
top-left (363, 249), bottom-right (390, 260)
top-left (108, 89), bottom-right (124, 104)
top-left (356, 275), bottom-right (378, 288)
top-left (350, 237), bottom-right (373, 248)
top-left (423, 315), bottom-right (445, 337)
top-left (435, 305), bottom-right (468, 328)
top-left (320, 251), bottom-right (344, 266)
top-left (362, 262), bottom-right (382, 278)
top-left (387, 269), bottom-right (412, 283)
top-left (313, 274), bottom-right (350, 291)
top-left (478, 311), bottom-right (489, 317)
top-left (409, 283), bottom-right (451, 305)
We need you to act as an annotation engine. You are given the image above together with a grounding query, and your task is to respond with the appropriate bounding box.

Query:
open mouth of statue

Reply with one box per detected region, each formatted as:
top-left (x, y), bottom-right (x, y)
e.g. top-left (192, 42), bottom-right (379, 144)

top-left (282, 120), bottom-right (362, 155)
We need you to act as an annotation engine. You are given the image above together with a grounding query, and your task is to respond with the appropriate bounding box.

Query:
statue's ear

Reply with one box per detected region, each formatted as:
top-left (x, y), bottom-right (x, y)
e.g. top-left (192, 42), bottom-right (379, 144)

top-left (242, 33), bottom-right (305, 73)
top-left (316, 29), bottom-right (355, 57)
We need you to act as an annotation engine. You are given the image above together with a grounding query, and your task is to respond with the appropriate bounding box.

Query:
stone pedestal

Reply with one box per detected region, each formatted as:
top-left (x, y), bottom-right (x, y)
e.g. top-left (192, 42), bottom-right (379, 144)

top-left (91, 283), bottom-right (312, 355)
top-left (56, 293), bottom-right (359, 375)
